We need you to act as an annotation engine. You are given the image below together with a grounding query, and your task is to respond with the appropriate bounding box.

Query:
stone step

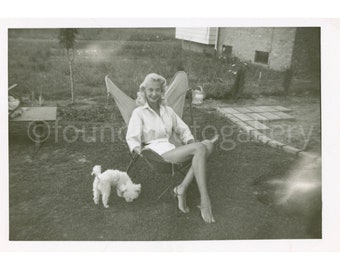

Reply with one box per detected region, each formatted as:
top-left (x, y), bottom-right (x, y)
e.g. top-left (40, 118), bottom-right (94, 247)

top-left (227, 116), bottom-right (243, 124)
top-left (233, 107), bottom-right (253, 113)
top-left (258, 112), bottom-right (282, 121)
top-left (247, 112), bottom-right (269, 121)
top-left (245, 105), bottom-right (291, 113)
top-left (217, 107), bottom-right (240, 115)
top-left (271, 111), bottom-right (295, 120)
top-left (272, 106), bottom-right (291, 112)
top-left (217, 106), bottom-right (294, 122)
top-left (233, 113), bottom-right (255, 121)
top-left (245, 106), bottom-right (269, 113)
top-left (257, 106), bottom-right (283, 112)
top-left (245, 120), bottom-right (270, 130)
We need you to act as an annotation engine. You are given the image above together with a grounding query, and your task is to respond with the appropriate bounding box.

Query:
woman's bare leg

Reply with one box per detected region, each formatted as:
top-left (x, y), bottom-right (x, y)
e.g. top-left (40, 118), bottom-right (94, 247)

top-left (162, 136), bottom-right (218, 223)
top-left (174, 136), bottom-right (216, 207)
top-left (174, 166), bottom-right (194, 213)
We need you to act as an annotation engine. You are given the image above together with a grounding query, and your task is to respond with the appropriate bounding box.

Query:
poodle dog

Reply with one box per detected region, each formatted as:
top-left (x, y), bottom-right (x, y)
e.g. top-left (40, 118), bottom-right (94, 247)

top-left (91, 165), bottom-right (141, 208)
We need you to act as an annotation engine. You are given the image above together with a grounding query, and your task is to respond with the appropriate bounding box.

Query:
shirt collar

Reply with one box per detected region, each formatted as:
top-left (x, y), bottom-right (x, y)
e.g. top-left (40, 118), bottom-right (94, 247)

top-left (142, 102), bottom-right (150, 110)
top-left (142, 102), bottom-right (165, 116)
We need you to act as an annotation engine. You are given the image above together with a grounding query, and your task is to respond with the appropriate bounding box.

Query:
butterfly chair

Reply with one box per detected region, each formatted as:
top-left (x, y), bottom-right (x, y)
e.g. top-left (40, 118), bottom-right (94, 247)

top-left (105, 71), bottom-right (194, 201)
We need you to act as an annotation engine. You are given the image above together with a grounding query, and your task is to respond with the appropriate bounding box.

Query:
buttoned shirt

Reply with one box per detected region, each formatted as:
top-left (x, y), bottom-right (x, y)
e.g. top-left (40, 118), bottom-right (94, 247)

top-left (126, 102), bottom-right (194, 155)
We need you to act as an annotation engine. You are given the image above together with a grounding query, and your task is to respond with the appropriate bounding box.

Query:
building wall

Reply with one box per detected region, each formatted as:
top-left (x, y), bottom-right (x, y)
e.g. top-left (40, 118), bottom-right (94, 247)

top-left (270, 28), bottom-right (297, 71)
top-left (181, 40), bottom-right (215, 55)
top-left (175, 27), bottom-right (320, 94)
top-left (291, 28), bottom-right (320, 79)
top-left (217, 27), bottom-right (297, 71)
top-left (176, 27), bottom-right (217, 45)
top-left (290, 27), bottom-right (321, 94)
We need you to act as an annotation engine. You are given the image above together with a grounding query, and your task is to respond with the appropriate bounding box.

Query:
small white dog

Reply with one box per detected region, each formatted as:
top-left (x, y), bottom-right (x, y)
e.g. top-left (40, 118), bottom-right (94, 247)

top-left (91, 165), bottom-right (141, 208)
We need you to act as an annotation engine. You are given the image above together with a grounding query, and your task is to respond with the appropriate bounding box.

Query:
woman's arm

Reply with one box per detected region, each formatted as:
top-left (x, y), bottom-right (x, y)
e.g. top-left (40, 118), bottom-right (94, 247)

top-left (126, 109), bottom-right (143, 154)
top-left (169, 108), bottom-right (195, 145)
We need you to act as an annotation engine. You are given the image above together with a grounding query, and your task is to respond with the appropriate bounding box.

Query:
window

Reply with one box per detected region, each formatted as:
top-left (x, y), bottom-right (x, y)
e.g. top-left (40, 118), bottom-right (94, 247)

top-left (222, 45), bottom-right (232, 56)
top-left (254, 50), bottom-right (269, 64)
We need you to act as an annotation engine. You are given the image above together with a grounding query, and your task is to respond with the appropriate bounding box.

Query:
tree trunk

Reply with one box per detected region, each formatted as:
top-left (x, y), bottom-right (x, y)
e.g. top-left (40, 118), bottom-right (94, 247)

top-left (66, 48), bottom-right (75, 103)
top-left (69, 60), bottom-right (74, 103)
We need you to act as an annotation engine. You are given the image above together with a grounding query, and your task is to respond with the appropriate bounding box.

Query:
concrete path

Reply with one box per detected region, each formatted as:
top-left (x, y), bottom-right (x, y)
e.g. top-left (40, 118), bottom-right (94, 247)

top-left (216, 105), bottom-right (319, 161)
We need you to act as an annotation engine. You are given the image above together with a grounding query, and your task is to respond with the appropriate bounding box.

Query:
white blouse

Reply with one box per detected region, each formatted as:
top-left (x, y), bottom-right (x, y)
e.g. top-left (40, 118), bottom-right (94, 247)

top-left (126, 102), bottom-right (194, 155)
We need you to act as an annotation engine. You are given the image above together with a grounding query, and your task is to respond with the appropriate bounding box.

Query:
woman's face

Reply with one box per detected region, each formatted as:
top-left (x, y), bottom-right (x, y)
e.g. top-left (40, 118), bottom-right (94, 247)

top-left (144, 80), bottom-right (162, 106)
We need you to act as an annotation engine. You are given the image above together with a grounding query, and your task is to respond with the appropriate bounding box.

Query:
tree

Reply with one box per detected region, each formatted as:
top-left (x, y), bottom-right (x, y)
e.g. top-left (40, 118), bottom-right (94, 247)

top-left (58, 28), bottom-right (78, 103)
top-left (230, 63), bottom-right (248, 100)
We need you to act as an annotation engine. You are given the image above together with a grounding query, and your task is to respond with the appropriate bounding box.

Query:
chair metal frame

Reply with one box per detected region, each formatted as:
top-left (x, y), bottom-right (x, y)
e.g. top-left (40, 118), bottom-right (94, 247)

top-left (126, 148), bottom-right (192, 201)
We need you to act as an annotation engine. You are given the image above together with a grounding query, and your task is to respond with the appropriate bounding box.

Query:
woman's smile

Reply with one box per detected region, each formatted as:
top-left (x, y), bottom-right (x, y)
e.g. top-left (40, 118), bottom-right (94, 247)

top-left (145, 81), bottom-right (162, 105)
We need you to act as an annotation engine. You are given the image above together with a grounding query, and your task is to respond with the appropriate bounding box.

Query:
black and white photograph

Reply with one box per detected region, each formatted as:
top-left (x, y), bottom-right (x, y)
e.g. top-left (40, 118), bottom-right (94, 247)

top-left (2, 0), bottom-right (340, 267)
top-left (6, 25), bottom-right (324, 242)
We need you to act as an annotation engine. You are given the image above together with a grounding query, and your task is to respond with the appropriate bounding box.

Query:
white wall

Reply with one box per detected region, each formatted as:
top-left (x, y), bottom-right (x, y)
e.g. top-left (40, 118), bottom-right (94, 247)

top-left (176, 27), bottom-right (217, 45)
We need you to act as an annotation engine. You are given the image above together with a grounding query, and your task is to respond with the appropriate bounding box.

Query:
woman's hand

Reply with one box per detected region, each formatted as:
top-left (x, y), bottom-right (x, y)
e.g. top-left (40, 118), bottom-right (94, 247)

top-left (133, 146), bottom-right (142, 155)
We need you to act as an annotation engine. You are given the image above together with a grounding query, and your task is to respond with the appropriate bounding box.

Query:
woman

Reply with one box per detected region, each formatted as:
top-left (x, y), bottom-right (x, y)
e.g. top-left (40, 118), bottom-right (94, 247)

top-left (126, 73), bottom-right (217, 223)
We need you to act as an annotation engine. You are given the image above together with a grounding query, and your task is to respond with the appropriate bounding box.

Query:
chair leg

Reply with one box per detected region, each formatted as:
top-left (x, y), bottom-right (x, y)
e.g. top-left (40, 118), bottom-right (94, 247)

top-left (126, 153), bottom-right (140, 174)
top-left (157, 178), bottom-right (176, 201)
top-left (156, 163), bottom-right (191, 201)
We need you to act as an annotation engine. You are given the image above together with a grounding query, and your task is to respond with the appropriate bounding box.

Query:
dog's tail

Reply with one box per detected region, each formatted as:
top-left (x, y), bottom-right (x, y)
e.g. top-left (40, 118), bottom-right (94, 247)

top-left (91, 165), bottom-right (102, 180)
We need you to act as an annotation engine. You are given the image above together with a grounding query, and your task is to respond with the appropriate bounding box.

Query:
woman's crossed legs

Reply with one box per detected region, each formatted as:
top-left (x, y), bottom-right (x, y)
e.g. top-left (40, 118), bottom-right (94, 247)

top-left (161, 136), bottom-right (218, 223)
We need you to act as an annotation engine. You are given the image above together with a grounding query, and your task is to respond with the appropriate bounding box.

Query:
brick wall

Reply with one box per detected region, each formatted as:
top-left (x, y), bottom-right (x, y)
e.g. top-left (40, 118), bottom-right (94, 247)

top-left (217, 27), bottom-right (296, 71)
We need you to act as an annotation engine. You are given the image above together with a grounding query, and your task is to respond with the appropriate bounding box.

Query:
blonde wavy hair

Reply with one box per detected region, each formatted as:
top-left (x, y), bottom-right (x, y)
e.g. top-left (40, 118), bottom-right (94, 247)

top-left (136, 73), bottom-right (167, 106)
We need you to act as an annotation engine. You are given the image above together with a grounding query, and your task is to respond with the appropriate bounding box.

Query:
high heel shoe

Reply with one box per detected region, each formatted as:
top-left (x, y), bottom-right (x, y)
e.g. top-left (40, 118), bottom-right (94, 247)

top-left (172, 187), bottom-right (190, 214)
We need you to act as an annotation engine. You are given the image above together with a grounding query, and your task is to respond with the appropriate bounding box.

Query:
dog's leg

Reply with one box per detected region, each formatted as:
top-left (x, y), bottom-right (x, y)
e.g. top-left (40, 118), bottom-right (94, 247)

top-left (93, 188), bottom-right (100, 205)
top-left (102, 190), bottom-right (111, 208)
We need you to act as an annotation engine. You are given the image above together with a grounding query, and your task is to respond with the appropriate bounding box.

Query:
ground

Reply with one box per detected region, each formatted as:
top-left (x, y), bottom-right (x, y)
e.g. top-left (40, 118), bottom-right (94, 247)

top-left (8, 95), bottom-right (321, 241)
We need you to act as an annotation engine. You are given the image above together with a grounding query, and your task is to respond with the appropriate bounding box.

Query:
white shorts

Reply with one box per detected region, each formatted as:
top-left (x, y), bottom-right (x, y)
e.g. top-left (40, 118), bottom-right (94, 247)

top-left (144, 141), bottom-right (176, 156)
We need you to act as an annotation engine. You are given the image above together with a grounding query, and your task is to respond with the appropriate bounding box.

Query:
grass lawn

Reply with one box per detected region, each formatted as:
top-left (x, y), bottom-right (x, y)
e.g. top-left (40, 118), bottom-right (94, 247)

top-left (9, 102), bottom-right (320, 240)
top-left (8, 30), bottom-right (321, 241)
